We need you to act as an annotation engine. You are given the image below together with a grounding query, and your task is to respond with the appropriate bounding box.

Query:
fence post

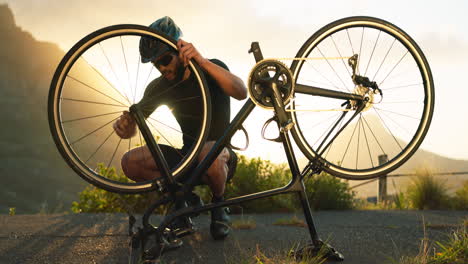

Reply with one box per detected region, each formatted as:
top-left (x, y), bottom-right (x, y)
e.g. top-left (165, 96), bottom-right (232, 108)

top-left (378, 154), bottom-right (388, 203)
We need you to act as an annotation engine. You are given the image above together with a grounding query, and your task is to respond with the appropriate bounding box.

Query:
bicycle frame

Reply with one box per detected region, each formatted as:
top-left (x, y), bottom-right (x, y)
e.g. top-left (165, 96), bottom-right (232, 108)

top-left (128, 42), bottom-right (365, 260)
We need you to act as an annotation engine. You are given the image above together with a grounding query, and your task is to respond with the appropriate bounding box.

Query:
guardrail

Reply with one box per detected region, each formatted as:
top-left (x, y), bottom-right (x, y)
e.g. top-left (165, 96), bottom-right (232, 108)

top-left (349, 155), bottom-right (468, 202)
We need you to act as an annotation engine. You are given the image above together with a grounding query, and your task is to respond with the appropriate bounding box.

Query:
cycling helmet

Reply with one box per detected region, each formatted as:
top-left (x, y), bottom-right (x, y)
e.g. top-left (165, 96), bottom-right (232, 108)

top-left (139, 16), bottom-right (183, 63)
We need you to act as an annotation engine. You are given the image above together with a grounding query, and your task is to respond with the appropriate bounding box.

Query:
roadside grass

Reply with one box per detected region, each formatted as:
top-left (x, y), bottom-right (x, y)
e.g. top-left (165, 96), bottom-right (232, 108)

top-left (407, 169), bottom-right (450, 210)
top-left (452, 180), bottom-right (468, 210)
top-left (430, 226), bottom-right (467, 264)
top-left (356, 170), bottom-right (467, 211)
top-left (424, 218), bottom-right (468, 230)
top-left (273, 215), bottom-right (307, 228)
top-left (389, 218), bottom-right (467, 264)
top-left (232, 216), bottom-right (257, 230)
top-left (227, 244), bottom-right (327, 264)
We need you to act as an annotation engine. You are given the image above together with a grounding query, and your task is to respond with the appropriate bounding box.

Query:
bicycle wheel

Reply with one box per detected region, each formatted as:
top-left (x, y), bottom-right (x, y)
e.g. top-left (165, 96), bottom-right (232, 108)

top-left (290, 16), bottom-right (434, 180)
top-left (48, 24), bottom-right (211, 193)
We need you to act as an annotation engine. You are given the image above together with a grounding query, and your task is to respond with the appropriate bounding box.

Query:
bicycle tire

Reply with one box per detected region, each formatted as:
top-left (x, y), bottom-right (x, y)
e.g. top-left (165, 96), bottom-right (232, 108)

top-left (48, 24), bottom-right (211, 193)
top-left (290, 16), bottom-right (434, 180)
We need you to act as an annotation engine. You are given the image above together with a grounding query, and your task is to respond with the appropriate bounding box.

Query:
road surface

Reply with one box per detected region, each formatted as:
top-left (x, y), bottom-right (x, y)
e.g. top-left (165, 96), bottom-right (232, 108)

top-left (0, 211), bottom-right (466, 264)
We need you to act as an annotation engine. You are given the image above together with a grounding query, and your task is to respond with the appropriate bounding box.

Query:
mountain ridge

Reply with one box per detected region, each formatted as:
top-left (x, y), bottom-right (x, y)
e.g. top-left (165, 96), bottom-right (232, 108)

top-left (0, 4), bottom-right (86, 214)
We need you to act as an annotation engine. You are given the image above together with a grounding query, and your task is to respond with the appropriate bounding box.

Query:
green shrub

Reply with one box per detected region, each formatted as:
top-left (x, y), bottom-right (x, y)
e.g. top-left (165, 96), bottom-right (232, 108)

top-left (72, 157), bottom-right (357, 213)
top-left (224, 155), bottom-right (356, 212)
top-left (391, 191), bottom-right (409, 210)
top-left (303, 172), bottom-right (356, 210)
top-left (452, 180), bottom-right (468, 210)
top-left (391, 179), bottom-right (409, 210)
top-left (223, 155), bottom-right (296, 213)
top-left (407, 169), bottom-right (449, 210)
top-left (71, 163), bottom-right (165, 214)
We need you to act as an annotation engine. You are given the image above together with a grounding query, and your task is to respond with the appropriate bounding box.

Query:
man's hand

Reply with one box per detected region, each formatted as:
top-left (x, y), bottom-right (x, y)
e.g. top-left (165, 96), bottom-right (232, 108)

top-left (177, 39), bottom-right (247, 100)
top-left (113, 111), bottom-right (137, 139)
top-left (177, 39), bottom-right (208, 67)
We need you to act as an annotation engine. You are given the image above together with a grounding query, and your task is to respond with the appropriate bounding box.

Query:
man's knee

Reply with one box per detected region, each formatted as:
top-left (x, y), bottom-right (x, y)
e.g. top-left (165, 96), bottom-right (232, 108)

top-left (207, 155), bottom-right (228, 181)
top-left (121, 151), bottom-right (133, 176)
top-left (121, 150), bottom-right (144, 180)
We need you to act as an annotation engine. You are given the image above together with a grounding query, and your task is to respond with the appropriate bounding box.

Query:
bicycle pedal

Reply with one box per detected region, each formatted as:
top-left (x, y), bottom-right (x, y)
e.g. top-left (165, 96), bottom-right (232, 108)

top-left (174, 226), bottom-right (197, 238)
top-left (143, 234), bottom-right (183, 260)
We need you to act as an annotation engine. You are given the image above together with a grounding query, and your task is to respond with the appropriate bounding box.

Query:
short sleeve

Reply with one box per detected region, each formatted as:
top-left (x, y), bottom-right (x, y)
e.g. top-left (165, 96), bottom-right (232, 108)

top-left (210, 59), bottom-right (229, 71)
top-left (136, 77), bottom-right (163, 118)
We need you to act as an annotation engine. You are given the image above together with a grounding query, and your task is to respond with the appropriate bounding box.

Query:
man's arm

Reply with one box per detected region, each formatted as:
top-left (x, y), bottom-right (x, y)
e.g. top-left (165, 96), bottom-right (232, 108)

top-left (177, 39), bottom-right (247, 100)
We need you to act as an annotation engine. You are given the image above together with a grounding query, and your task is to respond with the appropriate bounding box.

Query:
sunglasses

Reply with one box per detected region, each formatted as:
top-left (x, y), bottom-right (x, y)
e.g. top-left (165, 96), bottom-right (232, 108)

top-left (152, 53), bottom-right (174, 68)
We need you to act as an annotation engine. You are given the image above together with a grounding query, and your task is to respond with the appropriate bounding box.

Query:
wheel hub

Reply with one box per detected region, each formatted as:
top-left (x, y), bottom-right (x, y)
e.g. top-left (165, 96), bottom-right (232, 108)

top-left (351, 84), bottom-right (374, 112)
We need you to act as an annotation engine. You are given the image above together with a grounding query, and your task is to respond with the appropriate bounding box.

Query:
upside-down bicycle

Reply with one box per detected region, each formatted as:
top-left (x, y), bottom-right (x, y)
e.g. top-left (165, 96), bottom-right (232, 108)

top-left (48, 16), bottom-right (434, 262)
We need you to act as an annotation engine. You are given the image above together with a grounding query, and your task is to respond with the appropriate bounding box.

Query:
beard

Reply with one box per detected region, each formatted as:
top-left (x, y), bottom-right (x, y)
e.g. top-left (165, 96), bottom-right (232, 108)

top-left (164, 64), bottom-right (187, 85)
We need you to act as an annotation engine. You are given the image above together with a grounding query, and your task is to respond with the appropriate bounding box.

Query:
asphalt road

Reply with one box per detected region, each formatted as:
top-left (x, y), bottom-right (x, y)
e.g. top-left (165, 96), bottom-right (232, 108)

top-left (0, 211), bottom-right (466, 264)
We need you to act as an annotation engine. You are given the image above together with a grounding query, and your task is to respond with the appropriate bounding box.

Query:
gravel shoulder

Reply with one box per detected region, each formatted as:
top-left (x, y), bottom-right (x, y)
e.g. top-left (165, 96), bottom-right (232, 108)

top-left (0, 211), bottom-right (466, 264)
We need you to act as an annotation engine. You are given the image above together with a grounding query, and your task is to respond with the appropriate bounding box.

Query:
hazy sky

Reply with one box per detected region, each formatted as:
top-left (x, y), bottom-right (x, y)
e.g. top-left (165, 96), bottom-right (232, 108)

top-left (4, 0), bottom-right (468, 163)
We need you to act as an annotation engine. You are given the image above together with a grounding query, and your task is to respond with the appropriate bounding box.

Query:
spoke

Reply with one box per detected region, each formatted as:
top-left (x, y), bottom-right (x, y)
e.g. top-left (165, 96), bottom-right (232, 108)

top-left (313, 113), bottom-right (342, 148)
top-left (358, 27), bottom-right (364, 75)
top-left (148, 117), bottom-right (196, 140)
top-left (107, 137), bottom-right (123, 170)
top-left (81, 57), bottom-right (132, 105)
top-left (308, 112), bottom-right (341, 127)
top-left (134, 55), bottom-right (141, 104)
top-left (143, 66), bottom-right (154, 92)
top-left (138, 130), bottom-right (147, 163)
top-left (346, 29), bottom-right (355, 55)
top-left (382, 82), bottom-right (422, 91)
top-left (379, 100), bottom-right (420, 104)
top-left (356, 117), bottom-right (362, 169)
top-left (61, 98), bottom-right (129, 108)
top-left (340, 118), bottom-right (360, 166)
top-left (71, 116), bottom-right (119, 145)
top-left (331, 35), bottom-right (352, 77)
top-left (304, 62), bottom-right (343, 92)
top-left (151, 78), bottom-right (186, 99)
top-left (120, 36), bottom-right (132, 104)
top-left (373, 107), bottom-right (421, 120)
top-left (99, 43), bottom-right (132, 104)
top-left (372, 38), bottom-right (396, 81)
top-left (147, 121), bottom-right (183, 158)
top-left (128, 136), bottom-right (132, 166)
top-left (67, 75), bottom-right (128, 107)
top-left (364, 30), bottom-right (381, 76)
top-left (324, 115), bottom-right (345, 159)
top-left (361, 115), bottom-right (386, 155)
top-left (361, 115), bottom-right (375, 168)
top-left (317, 46), bottom-right (351, 92)
top-left (62, 111), bottom-right (122, 123)
top-left (379, 50), bottom-right (409, 87)
top-left (298, 78), bottom-right (334, 89)
top-left (376, 107), bottom-right (414, 138)
top-left (372, 108), bottom-right (403, 151)
top-left (166, 95), bottom-right (201, 105)
top-left (85, 129), bottom-right (115, 163)
top-left (176, 113), bottom-right (203, 120)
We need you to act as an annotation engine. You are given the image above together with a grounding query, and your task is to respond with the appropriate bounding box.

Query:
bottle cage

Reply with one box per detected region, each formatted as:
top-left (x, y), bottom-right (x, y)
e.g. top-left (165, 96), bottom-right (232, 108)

top-left (261, 116), bottom-right (282, 143)
top-left (229, 125), bottom-right (249, 151)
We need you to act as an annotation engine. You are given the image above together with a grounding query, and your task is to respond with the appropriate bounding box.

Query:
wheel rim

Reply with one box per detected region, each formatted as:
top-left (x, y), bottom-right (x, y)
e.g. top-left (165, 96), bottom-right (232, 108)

top-left (291, 17), bottom-right (434, 179)
top-left (49, 25), bottom-right (210, 193)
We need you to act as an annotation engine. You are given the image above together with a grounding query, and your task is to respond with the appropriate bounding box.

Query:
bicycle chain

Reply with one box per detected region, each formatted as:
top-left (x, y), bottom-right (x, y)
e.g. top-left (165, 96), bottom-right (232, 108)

top-left (256, 56), bottom-right (356, 113)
